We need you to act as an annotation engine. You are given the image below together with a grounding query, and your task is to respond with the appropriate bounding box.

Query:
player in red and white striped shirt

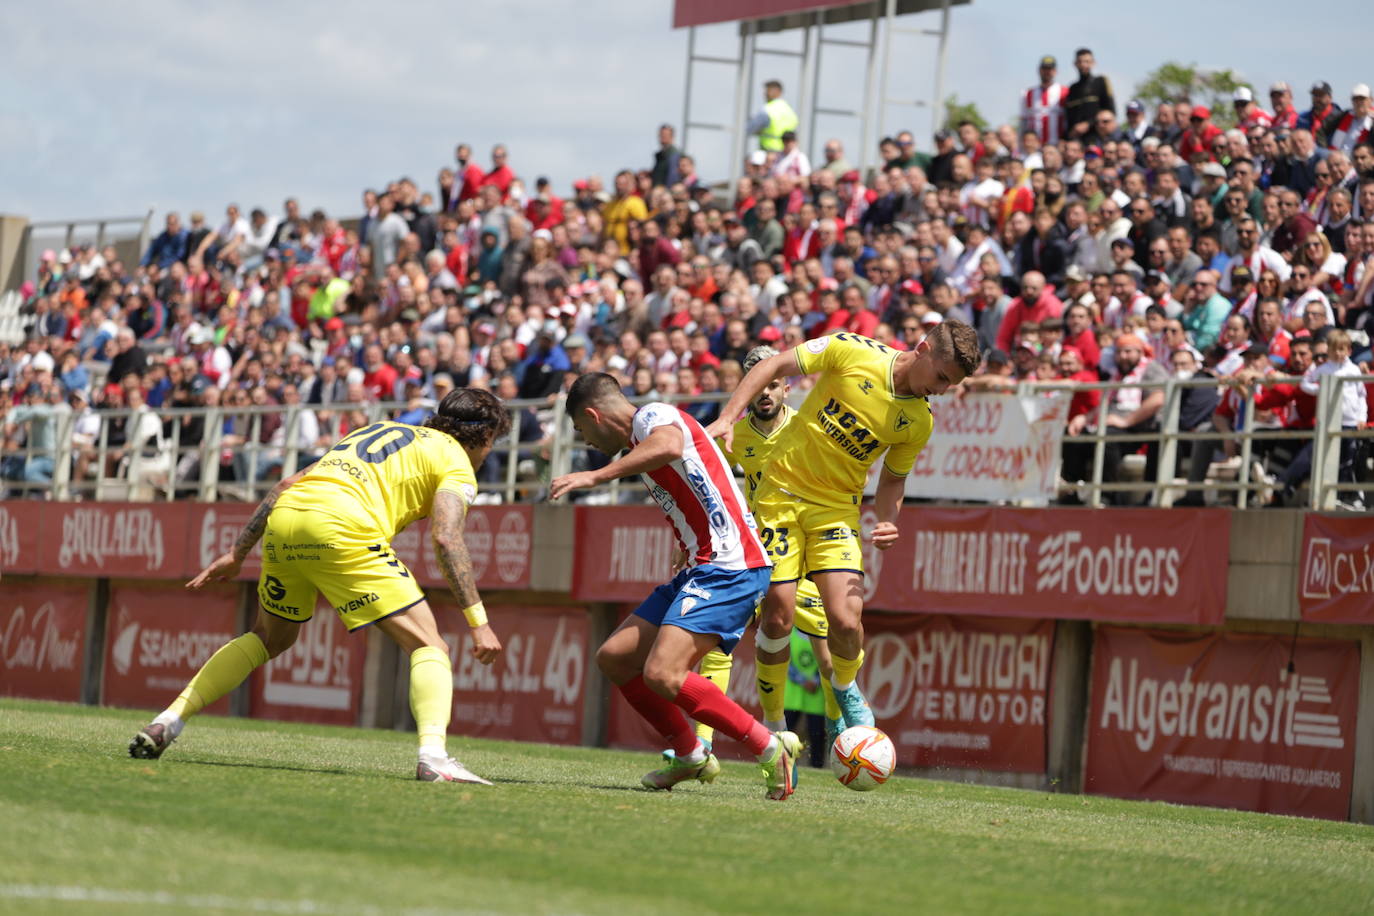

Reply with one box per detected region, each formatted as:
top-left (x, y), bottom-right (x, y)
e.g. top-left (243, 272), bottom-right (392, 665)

top-left (1022, 55), bottom-right (1069, 145)
top-left (551, 373), bottom-right (801, 800)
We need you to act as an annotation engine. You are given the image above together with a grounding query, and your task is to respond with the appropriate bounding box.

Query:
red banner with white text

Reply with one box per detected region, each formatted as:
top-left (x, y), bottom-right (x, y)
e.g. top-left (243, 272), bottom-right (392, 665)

top-left (38, 503), bottom-right (192, 579)
top-left (102, 581), bottom-right (240, 713)
top-left (392, 505), bottom-right (534, 592)
top-left (869, 507), bottom-right (1229, 624)
top-left (1085, 627), bottom-right (1359, 821)
top-left (248, 601), bottom-right (367, 726)
top-left (0, 579), bottom-right (90, 702)
top-left (432, 600), bottom-right (588, 745)
top-left (572, 506), bottom-right (678, 603)
top-left (1298, 513), bottom-right (1374, 623)
top-left (863, 614), bottom-right (1052, 772)
top-left (574, 505), bottom-right (1229, 624)
top-left (0, 501), bottom-right (44, 576)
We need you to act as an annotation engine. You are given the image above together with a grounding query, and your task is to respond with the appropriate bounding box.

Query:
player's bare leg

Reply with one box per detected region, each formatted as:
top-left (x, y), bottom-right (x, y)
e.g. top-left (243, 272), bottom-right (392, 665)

top-left (754, 579), bottom-right (798, 732)
top-left (599, 617), bottom-right (721, 789)
top-left (376, 601), bottom-right (491, 785)
top-left (130, 611), bottom-right (298, 759)
top-left (649, 625), bottom-right (801, 800)
top-left (814, 570), bottom-right (873, 727)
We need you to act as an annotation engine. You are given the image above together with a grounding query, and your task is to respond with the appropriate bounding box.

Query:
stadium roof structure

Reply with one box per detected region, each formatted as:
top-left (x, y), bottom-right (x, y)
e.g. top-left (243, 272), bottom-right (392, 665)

top-left (676, 0), bottom-right (973, 183)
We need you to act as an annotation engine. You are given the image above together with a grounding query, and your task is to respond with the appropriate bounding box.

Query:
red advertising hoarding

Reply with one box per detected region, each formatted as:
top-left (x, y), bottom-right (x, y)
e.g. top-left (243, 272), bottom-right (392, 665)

top-left (870, 507), bottom-right (1229, 624)
top-left (102, 581), bottom-right (240, 713)
top-left (188, 504), bottom-right (263, 581)
top-left (1085, 627), bottom-right (1359, 821)
top-left (607, 613), bottom-right (1050, 773)
top-left (1299, 513), bottom-right (1374, 624)
top-left (574, 505), bottom-right (1229, 625)
top-left (0, 501), bottom-right (44, 575)
top-left (393, 505), bottom-right (534, 592)
top-left (38, 503), bottom-right (192, 579)
top-left (572, 506), bottom-right (677, 603)
top-left (863, 614), bottom-right (1052, 772)
top-left (248, 601), bottom-right (367, 726)
top-left (432, 601), bottom-right (588, 745)
top-left (0, 579), bottom-right (90, 702)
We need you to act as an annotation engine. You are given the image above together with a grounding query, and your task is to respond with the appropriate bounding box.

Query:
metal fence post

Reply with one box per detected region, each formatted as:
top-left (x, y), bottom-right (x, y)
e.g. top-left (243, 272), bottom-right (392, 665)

top-left (1153, 378), bottom-right (1181, 507)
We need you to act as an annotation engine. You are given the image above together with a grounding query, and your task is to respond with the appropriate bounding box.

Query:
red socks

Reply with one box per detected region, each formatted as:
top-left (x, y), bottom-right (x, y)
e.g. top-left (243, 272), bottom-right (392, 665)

top-left (673, 672), bottom-right (771, 755)
top-left (618, 675), bottom-right (698, 757)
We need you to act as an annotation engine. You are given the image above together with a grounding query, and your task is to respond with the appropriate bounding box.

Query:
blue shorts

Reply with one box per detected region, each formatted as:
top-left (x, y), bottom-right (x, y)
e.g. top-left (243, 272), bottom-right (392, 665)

top-left (632, 564), bottom-right (771, 655)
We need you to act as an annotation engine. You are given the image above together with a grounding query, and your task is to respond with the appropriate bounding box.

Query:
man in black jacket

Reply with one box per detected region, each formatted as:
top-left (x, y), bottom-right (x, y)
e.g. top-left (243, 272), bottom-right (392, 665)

top-left (1066, 48), bottom-right (1115, 140)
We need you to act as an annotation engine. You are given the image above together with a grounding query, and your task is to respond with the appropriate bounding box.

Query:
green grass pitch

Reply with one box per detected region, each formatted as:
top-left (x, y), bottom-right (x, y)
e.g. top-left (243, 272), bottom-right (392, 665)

top-left (1, 699), bottom-right (1371, 914)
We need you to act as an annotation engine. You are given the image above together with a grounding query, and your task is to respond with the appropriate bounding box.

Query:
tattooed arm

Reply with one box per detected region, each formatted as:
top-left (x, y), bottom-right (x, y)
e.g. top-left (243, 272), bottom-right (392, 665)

top-left (432, 489), bottom-right (502, 664)
top-left (430, 489), bottom-right (481, 608)
top-left (187, 467), bottom-right (308, 589)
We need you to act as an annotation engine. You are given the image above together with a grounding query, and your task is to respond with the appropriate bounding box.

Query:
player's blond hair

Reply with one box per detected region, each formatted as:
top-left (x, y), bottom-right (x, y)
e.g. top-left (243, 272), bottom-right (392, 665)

top-left (926, 320), bottom-right (980, 376)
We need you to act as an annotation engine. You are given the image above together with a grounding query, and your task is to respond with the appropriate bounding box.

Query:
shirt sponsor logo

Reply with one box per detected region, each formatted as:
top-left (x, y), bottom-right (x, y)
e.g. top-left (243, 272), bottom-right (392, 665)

top-left (684, 458), bottom-right (733, 540)
top-left (818, 398), bottom-right (883, 461)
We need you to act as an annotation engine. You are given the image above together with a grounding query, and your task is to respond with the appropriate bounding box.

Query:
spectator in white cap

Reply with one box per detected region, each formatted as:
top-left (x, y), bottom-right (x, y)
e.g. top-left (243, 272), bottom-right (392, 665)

top-left (1327, 84), bottom-right (1372, 154)
top-left (1232, 86), bottom-right (1273, 131)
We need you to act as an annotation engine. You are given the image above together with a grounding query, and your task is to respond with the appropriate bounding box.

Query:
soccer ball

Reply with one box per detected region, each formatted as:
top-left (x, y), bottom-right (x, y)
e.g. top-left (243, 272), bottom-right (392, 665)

top-left (830, 725), bottom-right (895, 791)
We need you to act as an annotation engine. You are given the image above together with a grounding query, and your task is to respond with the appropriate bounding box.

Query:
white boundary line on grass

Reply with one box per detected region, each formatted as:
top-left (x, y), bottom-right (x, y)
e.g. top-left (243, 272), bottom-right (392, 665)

top-left (0, 884), bottom-right (510, 915)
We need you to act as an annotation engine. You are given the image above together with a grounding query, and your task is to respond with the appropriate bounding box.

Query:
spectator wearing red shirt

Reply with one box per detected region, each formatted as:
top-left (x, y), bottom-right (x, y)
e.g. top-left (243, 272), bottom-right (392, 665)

top-left (783, 202), bottom-right (822, 265)
top-left (1179, 106), bottom-right (1224, 161)
top-left (360, 343), bottom-right (397, 401)
top-left (995, 271), bottom-right (1064, 353)
top-left (480, 145), bottom-right (515, 200)
top-left (525, 177), bottom-right (565, 230)
top-left (813, 289), bottom-right (850, 337)
top-left (454, 143), bottom-right (486, 204)
top-left (841, 286), bottom-right (879, 337)
top-left (1058, 346), bottom-right (1101, 420)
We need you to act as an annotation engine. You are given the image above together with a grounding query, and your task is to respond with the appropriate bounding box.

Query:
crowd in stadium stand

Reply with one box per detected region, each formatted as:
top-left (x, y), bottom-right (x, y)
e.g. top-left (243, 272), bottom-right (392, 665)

top-left (3, 47), bottom-right (1372, 506)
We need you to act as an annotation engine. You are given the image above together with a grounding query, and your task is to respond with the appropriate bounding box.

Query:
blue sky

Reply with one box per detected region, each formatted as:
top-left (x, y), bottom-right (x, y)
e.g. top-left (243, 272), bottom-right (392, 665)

top-left (1, 0), bottom-right (1365, 225)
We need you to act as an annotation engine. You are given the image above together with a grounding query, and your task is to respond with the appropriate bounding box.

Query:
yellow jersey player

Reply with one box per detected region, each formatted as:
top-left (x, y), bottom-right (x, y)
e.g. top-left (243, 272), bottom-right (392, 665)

top-left (706, 323), bottom-right (978, 734)
top-left (694, 346), bottom-right (863, 748)
top-left (129, 389), bottom-right (511, 785)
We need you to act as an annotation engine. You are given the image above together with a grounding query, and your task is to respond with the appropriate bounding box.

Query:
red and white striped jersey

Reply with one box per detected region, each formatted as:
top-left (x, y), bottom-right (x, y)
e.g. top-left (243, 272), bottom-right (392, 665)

top-left (1022, 83), bottom-right (1068, 145)
top-left (1328, 112), bottom-right (1373, 154)
top-left (630, 403), bottom-right (770, 572)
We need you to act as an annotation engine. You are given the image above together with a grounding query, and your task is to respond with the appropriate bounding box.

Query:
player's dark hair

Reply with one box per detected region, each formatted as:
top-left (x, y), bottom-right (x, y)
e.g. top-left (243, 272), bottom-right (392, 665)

top-left (565, 372), bottom-right (625, 417)
top-left (424, 387), bottom-right (510, 450)
top-left (927, 320), bottom-right (980, 377)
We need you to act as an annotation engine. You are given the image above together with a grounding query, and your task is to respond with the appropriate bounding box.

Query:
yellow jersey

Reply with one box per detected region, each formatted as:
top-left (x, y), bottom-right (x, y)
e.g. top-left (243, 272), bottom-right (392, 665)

top-left (720, 404), bottom-right (795, 510)
top-left (769, 332), bottom-right (931, 508)
top-left (276, 420), bottom-right (477, 539)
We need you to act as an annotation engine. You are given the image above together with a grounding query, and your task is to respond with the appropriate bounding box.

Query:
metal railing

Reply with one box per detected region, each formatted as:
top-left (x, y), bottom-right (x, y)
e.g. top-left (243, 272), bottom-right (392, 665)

top-left (1013, 374), bottom-right (1372, 510)
top-left (16, 211), bottom-right (155, 291)
top-left (3, 377), bottom-right (1370, 510)
top-left (1, 397), bottom-right (551, 505)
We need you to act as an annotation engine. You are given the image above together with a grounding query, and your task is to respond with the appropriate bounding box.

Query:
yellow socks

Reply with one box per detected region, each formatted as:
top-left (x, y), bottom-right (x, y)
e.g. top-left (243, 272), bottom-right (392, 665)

top-left (820, 678), bottom-right (841, 720)
top-left (830, 649), bottom-right (865, 689)
top-left (694, 650), bottom-right (734, 742)
top-left (755, 659), bottom-right (790, 726)
top-left (166, 633), bottom-right (268, 719)
top-left (410, 646), bottom-right (453, 752)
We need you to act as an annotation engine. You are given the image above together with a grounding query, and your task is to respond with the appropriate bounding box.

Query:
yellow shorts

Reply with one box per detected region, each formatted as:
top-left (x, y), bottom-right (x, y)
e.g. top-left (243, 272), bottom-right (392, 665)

top-left (750, 578), bottom-right (830, 638)
top-left (793, 579), bottom-right (829, 638)
top-left (257, 506), bottom-right (425, 631)
top-left (754, 482), bottom-right (862, 585)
